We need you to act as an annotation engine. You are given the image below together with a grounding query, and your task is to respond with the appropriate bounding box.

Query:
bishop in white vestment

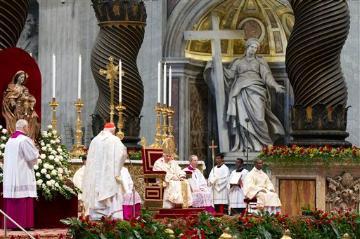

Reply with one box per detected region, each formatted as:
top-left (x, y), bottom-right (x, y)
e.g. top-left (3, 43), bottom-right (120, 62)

top-left (183, 155), bottom-right (213, 211)
top-left (82, 122), bottom-right (127, 220)
top-left (208, 153), bottom-right (230, 214)
top-left (153, 138), bottom-right (192, 209)
top-left (243, 159), bottom-right (281, 213)
top-left (228, 158), bottom-right (248, 215)
top-left (3, 119), bottom-right (39, 229)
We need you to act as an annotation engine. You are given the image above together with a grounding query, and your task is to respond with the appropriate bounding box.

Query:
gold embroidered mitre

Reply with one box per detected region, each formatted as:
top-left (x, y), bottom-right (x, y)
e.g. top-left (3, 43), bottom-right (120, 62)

top-left (162, 137), bottom-right (176, 156)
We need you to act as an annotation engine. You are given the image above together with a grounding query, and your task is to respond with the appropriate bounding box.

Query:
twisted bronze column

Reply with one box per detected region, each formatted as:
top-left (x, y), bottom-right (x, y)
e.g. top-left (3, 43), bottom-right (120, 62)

top-left (286, 0), bottom-right (350, 146)
top-left (0, 0), bottom-right (30, 49)
top-left (91, 0), bottom-right (146, 146)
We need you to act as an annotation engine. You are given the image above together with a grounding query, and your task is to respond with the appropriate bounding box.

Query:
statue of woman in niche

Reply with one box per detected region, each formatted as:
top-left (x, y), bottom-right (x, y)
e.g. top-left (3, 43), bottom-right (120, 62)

top-left (225, 38), bottom-right (285, 151)
top-left (2, 70), bottom-right (40, 140)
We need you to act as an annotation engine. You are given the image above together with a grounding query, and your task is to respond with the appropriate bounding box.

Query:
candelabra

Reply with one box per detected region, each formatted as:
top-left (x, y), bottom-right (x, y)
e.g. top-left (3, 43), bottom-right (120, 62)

top-left (49, 97), bottom-right (59, 130)
top-left (115, 103), bottom-right (126, 140)
top-left (167, 106), bottom-right (175, 138)
top-left (161, 105), bottom-right (168, 142)
top-left (150, 103), bottom-right (163, 148)
top-left (70, 99), bottom-right (87, 158)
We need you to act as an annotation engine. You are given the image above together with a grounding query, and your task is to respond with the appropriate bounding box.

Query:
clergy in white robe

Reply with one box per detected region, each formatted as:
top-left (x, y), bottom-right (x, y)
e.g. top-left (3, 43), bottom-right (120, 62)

top-left (153, 137), bottom-right (192, 209)
top-left (3, 119), bottom-right (39, 229)
top-left (82, 122), bottom-right (127, 220)
top-left (120, 166), bottom-right (142, 220)
top-left (243, 159), bottom-right (281, 213)
top-left (183, 155), bottom-right (213, 211)
top-left (228, 158), bottom-right (248, 215)
top-left (72, 161), bottom-right (86, 216)
top-left (208, 153), bottom-right (230, 214)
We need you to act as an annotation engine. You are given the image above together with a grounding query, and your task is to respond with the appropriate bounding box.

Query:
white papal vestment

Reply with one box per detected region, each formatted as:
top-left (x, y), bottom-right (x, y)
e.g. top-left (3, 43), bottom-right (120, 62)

top-left (153, 157), bottom-right (192, 209)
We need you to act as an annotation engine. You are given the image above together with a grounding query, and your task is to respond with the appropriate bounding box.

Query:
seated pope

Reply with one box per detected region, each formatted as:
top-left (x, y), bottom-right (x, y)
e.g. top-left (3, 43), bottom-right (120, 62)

top-left (183, 155), bottom-right (214, 211)
top-left (153, 137), bottom-right (192, 209)
top-left (243, 158), bottom-right (281, 213)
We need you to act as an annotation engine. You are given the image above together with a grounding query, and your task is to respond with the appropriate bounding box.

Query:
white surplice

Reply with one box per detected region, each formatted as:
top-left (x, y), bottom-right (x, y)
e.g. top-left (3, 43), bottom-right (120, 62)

top-left (243, 167), bottom-right (281, 207)
top-left (72, 165), bottom-right (85, 201)
top-left (208, 164), bottom-right (230, 205)
top-left (3, 134), bottom-right (39, 198)
top-left (153, 157), bottom-right (192, 208)
top-left (183, 166), bottom-right (212, 207)
top-left (228, 168), bottom-right (248, 209)
top-left (120, 167), bottom-right (141, 205)
top-left (82, 130), bottom-right (127, 220)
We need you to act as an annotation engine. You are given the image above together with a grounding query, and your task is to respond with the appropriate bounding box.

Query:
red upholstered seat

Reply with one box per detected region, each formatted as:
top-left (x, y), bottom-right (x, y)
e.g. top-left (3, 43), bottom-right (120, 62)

top-left (141, 147), bottom-right (165, 210)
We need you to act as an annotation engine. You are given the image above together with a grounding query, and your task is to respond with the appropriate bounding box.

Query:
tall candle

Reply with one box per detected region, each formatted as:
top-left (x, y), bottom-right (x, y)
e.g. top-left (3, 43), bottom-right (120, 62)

top-left (169, 66), bottom-right (172, 107)
top-left (119, 59), bottom-right (122, 103)
top-left (157, 62), bottom-right (161, 103)
top-left (163, 63), bottom-right (167, 105)
top-left (78, 55), bottom-right (82, 99)
top-left (52, 54), bottom-right (56, 98)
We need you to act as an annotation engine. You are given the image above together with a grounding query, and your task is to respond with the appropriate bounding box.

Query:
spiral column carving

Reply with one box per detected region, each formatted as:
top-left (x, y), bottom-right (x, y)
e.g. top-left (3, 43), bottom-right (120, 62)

top-left (91, 0), bottom-right (146, 145)
top-left (286, 0), bottom-right (350, 146)
top-left (0, 0), bottom-right (30, 49)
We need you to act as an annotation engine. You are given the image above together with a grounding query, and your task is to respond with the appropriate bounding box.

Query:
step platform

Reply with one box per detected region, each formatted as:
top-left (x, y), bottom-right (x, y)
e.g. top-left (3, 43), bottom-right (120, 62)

top-left (154, 208), bottom-right (223, 219)
top-left (0, 228), bottom-right (67, 239)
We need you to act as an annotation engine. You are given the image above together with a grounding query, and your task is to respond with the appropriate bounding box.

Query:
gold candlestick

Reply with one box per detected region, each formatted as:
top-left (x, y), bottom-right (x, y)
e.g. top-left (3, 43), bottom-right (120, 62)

top-left (70, 99), bottom-right (86, 158)
top-left (115, 103), bottom-right (126, 140)
top-left (99, 56), bottom-right (119, 123)
top-left (150, 102), bottom-right (163, 148)
top-left (49, 97), bottom-right (59, 130)
top-left (161, 104), bottom-right (168, 142)
top-left (167, 106), bottom-right (175, 138)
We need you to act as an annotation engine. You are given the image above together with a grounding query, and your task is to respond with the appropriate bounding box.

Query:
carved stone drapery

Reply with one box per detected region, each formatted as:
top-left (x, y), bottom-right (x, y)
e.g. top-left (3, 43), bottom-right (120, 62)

top-left (91, 0), bottom-right (146, 146)
top-left (0, 0), bottom-right (30, 49)
top-left (326, 172), bottom-right (360, 212)
top-left (286, 1), bottom-right (350, 146)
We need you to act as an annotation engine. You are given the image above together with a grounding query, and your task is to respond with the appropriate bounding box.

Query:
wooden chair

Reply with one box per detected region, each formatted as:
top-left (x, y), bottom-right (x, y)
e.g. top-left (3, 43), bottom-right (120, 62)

top-left (244, 197), bottom-right (258, 214)
top-left (141, 147), bottom-right (166, 210)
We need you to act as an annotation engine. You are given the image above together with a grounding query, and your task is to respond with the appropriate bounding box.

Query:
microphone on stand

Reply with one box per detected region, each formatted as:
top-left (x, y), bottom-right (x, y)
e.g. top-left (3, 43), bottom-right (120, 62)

top-left (245, 118), bottom-right (250, 163)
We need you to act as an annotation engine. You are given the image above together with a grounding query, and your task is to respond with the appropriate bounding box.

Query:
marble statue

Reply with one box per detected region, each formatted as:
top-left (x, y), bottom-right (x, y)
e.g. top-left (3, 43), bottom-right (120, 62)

top-left (17, 12), bottom-right (39, 58)
top-left (205, 38), bottom-right (285, 152)
top-left (2, 71), bottom-right (40, 140)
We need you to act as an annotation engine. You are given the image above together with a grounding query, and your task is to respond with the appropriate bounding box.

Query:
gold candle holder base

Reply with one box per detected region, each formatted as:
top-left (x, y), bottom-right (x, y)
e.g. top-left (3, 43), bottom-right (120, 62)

top-left (115, 103), bottom-right (126, 140)
top-left (70, 99), bottom-right (87, 159)
top-left (167, 106), bottom-right (175, 138)
top-left (161, 104), bottom-right (168, 142)
top-left (150, 102), bottom-right (163, 148)
top-left (49, 97), bottom-right (59, 131)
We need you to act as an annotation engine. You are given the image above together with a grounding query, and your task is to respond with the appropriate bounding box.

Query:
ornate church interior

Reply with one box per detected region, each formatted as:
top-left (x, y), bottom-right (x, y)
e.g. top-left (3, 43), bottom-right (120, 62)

top-left (0, 0), bottom-right (359, 238)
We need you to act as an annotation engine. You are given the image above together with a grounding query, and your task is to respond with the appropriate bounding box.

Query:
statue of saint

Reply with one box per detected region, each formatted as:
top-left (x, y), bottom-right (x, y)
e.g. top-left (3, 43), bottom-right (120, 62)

top-left (205, 38), bottom-right (285, 152)
top-left (204, 38), bottom-right (285, 152)
top-left (2, 70), bottom-right (40, 140)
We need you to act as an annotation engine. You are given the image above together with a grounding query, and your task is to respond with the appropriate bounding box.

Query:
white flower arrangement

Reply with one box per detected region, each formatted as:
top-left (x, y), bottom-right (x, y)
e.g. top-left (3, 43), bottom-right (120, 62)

top-left (34, 126), bottom-right (79, 200)
top-left (0, 126), bottom-right (9, 182)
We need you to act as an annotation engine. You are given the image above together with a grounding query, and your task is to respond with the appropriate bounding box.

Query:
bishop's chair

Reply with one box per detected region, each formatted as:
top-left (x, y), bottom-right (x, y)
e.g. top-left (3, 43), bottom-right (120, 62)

top-left (141, 147), bottom-right (165, 210)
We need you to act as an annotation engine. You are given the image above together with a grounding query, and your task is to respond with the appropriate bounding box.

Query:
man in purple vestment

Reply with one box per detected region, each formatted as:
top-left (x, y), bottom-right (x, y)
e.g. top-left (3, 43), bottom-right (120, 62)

top-left (3, 119), bottom-right (39, 229)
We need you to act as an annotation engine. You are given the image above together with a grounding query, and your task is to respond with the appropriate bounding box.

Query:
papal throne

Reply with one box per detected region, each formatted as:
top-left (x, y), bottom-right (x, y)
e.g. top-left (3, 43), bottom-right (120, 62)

top-left (141, 146), bottom-right (165, 210)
